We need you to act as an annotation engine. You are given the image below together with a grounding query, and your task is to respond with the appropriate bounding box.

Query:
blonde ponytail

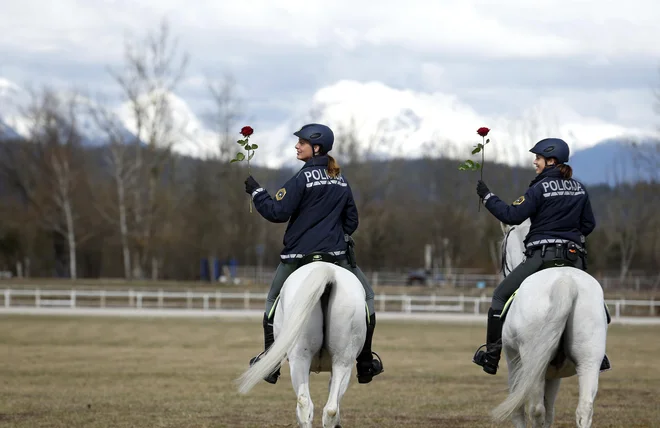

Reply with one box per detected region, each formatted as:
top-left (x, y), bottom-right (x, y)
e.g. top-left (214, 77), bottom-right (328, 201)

top-left (327, 155), bottom-right (341, 178)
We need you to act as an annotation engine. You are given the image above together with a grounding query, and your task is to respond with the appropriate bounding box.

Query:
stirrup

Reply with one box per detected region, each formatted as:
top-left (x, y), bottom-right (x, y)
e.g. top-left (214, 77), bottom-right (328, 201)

top-left (249, 351), bottom-right (280, 384)
top-left (472, 344), bottom-right (487, 363)
top-left (249, 350), bottom-right (266, 366)
top-left (472, 344), bottom-right (498, 375)
top-left (356, 352), bottom-right (384, 384)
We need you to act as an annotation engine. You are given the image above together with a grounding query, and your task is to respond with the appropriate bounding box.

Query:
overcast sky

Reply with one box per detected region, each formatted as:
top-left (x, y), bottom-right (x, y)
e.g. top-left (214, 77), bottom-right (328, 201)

top-left (1, 0), bottom-right (659, 158)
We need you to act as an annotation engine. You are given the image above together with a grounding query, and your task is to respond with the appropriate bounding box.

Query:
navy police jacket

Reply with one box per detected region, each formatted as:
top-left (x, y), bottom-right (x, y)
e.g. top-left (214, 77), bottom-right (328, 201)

top-left (251, 155), bottom-right (358, 263)
top-left (483, 166), bottom-right (596, 250)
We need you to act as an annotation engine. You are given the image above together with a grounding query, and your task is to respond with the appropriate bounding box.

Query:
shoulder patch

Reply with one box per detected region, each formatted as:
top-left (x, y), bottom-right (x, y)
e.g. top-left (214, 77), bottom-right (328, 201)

top-left (275, 188), bottom-right (287, 201)
top-left (513, 195), bottom-right (525, 206)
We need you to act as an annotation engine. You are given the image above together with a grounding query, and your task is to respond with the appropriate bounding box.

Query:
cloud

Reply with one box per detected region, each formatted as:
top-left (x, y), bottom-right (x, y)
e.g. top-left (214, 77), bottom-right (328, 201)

top-left (0, 0), bottom-right (658, 168)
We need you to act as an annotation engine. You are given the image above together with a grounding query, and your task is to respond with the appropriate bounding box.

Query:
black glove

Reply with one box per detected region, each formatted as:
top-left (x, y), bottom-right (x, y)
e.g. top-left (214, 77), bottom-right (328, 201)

top-left (245, 176), bottom-right (260, 195)
top-left (476, 180), bottom-right (490, 199)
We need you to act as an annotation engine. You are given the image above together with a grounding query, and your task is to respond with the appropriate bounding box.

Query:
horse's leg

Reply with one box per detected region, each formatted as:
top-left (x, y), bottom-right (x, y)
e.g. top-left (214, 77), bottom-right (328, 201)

top-left (290, 306), bottom-right (323, 428)
top-left (570, 302), bottom-right (606, 428)
top-left (574, 364), bottom-right (599, 428)
top-left (527, 376), bottom-right (546, 428)
top-left (543, 378), bottom-right (561, 427)
top-left (289, 356), bottom-right (315, 428)
top-left (322, 362), bottom-right (352, 428)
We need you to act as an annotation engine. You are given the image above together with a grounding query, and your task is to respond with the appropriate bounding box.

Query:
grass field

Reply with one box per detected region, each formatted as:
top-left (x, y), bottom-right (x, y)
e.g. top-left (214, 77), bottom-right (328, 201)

top-left (1, 315), bottom-right (659, 428)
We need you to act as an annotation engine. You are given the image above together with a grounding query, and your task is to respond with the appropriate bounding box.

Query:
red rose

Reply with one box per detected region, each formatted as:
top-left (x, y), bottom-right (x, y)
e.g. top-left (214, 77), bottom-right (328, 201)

top-left (477, 127), bottom-right (490, 137)
top-left (240, 126), bottom-right (254, 137)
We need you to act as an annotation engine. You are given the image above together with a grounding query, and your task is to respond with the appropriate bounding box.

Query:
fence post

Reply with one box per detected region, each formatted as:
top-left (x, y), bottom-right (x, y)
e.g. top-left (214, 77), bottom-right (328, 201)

top-left (4, 289), bottom-right (10, 308)
top-left (615, 300), bottom-right (621, 319)
top-left (71, 289), bottom-right (76, 308)
top-left (187, 290), bottom-right (193, 309)
top-left (402, 295), bottom-right (411, 313)
top-left (137, 292), bottom-right (143, 309)
top-left (100, 290), bottom-right (106, 308)
top-left (158, 289), bottom-right (164, 309)
top-left (203, 294), bottom-right (209, 311)
top-left (244, 291), bottom-right (250, 310)
top-left (129, 289), bottom-right (134, 307)
top-left (651, 298), bottom-right (655, 316)
top-left (36, 288), bottom-right (40, 308)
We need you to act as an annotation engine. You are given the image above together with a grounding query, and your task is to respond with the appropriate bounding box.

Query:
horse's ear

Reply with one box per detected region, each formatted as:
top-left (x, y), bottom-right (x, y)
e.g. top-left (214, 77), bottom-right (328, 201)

top-left (500, 222), bottom-right (509, 235)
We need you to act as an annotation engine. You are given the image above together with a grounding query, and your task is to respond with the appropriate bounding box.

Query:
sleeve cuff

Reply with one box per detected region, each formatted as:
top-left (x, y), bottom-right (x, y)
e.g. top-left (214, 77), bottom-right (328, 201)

top-left (482, 192), bottom-right (494, 204)
top-left (251, 188), bottom-right (264, 199)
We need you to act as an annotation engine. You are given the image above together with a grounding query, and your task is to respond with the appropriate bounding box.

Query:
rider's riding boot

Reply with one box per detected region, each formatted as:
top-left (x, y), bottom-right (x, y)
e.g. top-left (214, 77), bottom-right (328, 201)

top-left (601, 354), bottom-right (612, 372)
top-left (248, 312), bottom-right (280, 384)
top-left (601, 304), bottom-right (612, 372)
top-left (473, 307), bottom-right (503, 375)
top-left (605, 303), bottom-right (611, 324)
top-left (356, 313), bottom-right (384, 384)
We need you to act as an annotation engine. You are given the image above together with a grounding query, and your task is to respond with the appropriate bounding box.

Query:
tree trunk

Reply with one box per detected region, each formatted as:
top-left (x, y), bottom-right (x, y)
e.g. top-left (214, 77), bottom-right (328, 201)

top-left (63, 197), bottom-right (77, 280)
top-left (116, 164), bottom-right (131, 279)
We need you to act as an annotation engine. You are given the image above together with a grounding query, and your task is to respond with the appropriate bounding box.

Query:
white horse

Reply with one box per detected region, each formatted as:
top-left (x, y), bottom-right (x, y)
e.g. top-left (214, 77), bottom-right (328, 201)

top-left (236, 260), bottom-right (367, 428)
top-left (492, 219), bottom-right (608, 428)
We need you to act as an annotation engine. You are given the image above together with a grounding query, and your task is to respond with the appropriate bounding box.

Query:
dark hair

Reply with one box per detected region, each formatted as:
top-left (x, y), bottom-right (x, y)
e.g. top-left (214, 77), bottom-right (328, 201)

top-left (558, 164), bottom-right (573, 179)
top-left (547, 156), bottom-right (573, 179)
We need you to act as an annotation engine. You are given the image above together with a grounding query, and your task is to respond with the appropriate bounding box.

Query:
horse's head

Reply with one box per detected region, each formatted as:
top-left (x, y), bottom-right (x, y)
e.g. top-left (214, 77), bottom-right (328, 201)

top-left (500, 219), bottom-right (531, 277)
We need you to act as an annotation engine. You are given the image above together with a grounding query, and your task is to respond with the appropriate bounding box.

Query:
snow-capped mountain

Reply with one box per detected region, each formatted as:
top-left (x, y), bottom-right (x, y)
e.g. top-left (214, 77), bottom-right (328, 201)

top-left (257, 80), bottom-right (654, 170)
top-left (0, 78), bottom-right (216, 156)
top-left (1, 77), bottom-right (656, 176)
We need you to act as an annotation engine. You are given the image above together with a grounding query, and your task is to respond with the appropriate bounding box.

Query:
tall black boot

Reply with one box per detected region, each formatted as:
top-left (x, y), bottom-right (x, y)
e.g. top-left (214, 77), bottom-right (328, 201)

top-left (248, 312), bottom-right (280, 384)
top-left (472, 308), bottom-right (503, 375)
top-left (356, 313), bottom-right (384, 384)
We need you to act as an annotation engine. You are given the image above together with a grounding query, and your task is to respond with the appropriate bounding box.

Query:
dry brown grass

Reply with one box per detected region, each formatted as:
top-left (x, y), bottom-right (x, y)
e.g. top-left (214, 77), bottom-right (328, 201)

top-left (1, 315), bottom-right (659, 427)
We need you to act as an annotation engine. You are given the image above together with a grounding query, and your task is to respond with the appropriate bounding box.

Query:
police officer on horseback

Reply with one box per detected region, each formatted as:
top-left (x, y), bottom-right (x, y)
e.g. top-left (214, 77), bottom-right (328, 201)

top-left (244, 123), bottom-right (383, 385)
top-left (472, 137), bottom-right (611, 375)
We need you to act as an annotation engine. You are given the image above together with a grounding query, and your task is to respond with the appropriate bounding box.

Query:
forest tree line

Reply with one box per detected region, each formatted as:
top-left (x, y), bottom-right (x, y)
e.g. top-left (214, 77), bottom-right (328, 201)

top-left (0, 19), bottom-right (658, 283)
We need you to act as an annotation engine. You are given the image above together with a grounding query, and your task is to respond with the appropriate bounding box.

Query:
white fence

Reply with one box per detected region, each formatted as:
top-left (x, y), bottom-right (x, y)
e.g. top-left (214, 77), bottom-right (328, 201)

top-left (2, 288), bottom-right (659, 320)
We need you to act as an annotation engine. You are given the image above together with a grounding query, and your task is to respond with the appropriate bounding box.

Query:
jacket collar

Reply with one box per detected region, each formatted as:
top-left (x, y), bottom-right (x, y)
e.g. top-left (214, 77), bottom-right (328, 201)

top-left (302, 155), bottom-right (328, 168)
top-left (529, 165), bottom-right (561, 187)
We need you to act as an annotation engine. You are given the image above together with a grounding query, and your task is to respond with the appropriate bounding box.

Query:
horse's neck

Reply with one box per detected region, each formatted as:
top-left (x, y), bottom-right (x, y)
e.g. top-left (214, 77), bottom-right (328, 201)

top-left (508, 238), bottom-right (526, 268)
top-left (507, 223), bottom-right (530, 269)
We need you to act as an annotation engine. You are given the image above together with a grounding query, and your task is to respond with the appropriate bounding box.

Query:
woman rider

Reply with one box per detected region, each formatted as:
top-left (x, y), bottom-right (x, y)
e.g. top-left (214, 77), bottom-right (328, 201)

top-left (244, 123), bottom-right (384, 385)
top-left (472, 137), bottom-right (611, 375)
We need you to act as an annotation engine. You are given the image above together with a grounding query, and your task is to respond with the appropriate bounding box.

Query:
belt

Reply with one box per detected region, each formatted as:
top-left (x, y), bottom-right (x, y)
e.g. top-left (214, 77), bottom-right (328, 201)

top-left (526, 242), bottom-right (586, 258)
top-left (526, 239), bottom-right (585, 253)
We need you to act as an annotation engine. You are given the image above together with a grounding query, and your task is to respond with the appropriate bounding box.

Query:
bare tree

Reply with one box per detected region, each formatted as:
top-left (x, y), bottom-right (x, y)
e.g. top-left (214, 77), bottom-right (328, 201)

top-left (207, 72), bottom-right (243, 162)
top-left (0, 88), bottom-right (91, 279)
top-left (605, 180), bottom-right (654, 281)
top-left (108, 17), bottom-right (189, 279)
top-left (87, 101), bottom-right (135, 279)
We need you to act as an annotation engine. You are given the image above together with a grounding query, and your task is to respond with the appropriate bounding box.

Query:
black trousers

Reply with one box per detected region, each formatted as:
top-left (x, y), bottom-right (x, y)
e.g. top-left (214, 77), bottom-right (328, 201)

top-left (492, 247), bottom-right (585, 311)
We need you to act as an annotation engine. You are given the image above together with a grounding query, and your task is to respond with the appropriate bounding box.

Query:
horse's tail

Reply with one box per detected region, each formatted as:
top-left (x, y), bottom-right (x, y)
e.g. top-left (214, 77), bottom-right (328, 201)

top-left (491, 272), bottom-right (578, 422)
top-left (236, 262), bottom-right (335, 394)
